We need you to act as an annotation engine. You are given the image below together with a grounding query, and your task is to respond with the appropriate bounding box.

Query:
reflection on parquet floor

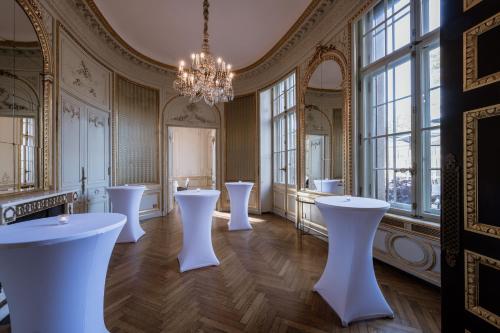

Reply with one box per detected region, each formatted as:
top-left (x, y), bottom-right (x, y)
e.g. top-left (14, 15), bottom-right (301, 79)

top-left (104, 210), bottom-right (440, 333)
top-left (0, 210), bottom-right (441, 333)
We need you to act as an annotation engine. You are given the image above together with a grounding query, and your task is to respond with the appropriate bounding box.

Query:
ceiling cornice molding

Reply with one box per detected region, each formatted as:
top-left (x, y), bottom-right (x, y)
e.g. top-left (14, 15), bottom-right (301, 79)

top-left (236, 0), bottom-right (336, 80)
top-left (71, 0), bottom-right (172, 74)
top-left (76, 0), bottom-right (335, 77)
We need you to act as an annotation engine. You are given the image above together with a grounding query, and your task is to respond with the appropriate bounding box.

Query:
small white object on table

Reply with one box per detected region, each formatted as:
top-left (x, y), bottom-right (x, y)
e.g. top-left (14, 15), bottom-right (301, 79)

top-left (0, 213), bottom-right (126, 333)
top-left (225, 181), bottom-right (254, 231)
top-left (106, 185), bottom-right (145, 243)
top-left (174, 189), bottom-right (220, 272)
top-left (314, 196), bottom-right (393, 326)
top-left (313, 179), bottom-right (341, 193)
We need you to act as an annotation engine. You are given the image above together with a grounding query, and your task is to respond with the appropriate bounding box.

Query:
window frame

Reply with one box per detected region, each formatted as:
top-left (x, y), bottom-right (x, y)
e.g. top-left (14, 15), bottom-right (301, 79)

top-left (272, 71), bottom-right (296, 186)
top-left (356, 0), bottom-right (441, 222)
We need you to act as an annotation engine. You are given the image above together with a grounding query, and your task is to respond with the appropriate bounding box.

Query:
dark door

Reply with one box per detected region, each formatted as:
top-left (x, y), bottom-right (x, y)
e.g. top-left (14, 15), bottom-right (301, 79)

top-left (441, 0), bottom-right (500, 332)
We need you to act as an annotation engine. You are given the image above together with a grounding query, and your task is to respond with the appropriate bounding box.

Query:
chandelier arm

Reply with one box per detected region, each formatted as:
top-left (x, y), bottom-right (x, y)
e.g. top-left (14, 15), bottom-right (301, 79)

top-left (202, 0), bottom-right (210, 53)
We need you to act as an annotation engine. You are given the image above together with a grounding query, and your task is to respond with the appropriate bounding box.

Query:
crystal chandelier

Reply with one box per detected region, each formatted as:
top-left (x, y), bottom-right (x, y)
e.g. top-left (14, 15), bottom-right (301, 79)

top-left (173, 0), bottom-right (234, 106)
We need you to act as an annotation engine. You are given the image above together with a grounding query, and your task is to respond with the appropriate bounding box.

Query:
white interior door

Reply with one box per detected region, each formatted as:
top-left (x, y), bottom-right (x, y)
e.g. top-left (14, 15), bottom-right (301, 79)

top-left (60, 91), bottom-right (110, 213)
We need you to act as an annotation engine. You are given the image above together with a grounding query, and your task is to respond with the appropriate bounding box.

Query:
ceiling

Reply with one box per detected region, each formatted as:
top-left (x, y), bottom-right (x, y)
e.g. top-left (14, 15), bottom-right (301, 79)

top-left (308, 60), bottom-right (343, 90)
top-left (91, 0), bottom-right (312, 70)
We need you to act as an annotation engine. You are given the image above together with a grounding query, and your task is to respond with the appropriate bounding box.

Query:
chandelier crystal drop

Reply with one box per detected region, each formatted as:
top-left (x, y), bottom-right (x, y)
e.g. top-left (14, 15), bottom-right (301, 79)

top-left (173, 0), bottom-right (234, 106)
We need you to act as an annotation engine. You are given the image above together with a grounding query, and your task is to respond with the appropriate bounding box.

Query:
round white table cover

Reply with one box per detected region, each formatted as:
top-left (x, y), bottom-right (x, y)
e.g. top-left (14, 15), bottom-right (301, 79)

top-left (0, 213), bottom-right (126, 333)
top-left (225, 182), bottom-right (253, 231)
top-left (106, 185), bottom-right (145, 243)
top-left (313, 179), bottom-right (341, 193)
top-left (174, 189), bottom-right (220, 272)
top-left (314, 196), bottom-right (393, 326)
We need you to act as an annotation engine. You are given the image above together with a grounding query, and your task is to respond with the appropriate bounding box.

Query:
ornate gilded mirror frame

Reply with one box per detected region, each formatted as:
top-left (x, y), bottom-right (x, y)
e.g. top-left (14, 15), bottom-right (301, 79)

top-left (14, 0), bottom-right (53, 192)
top-left (298, 44), bottom-right (352, 194)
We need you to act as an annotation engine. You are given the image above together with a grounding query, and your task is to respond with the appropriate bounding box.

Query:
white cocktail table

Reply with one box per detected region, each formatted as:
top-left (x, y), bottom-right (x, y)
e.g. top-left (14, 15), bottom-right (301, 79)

top-left (225, 182), bottom-right (253, 231)
top-left (174, 189), bottom-right (220, 272)
top-left (314, 196), bottom-right (393, 326)
top-left (313, 179), bottom-right (341, 193)
top-left (0, 213), bottom-right (125, 333)
top-left (106, 185), bottom-right (145, 243)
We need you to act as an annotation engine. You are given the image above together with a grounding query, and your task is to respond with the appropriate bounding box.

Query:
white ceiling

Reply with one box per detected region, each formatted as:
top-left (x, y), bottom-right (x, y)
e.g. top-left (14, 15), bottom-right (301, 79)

top-left (92, 0), bottom-right (311, 70)
top-left (308, 60), bottom-right (342, 90)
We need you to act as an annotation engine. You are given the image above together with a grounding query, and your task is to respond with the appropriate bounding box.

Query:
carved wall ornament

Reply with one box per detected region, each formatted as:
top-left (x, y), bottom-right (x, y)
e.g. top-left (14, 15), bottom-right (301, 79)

top-left (88, 113), bottom-right (104, 127)
top-left (72, 60), bottom-right (97, 98)
top-left (442, 153), bottom-right (460, 267)
top-left (63, 101), bottom-right (80, 119)
top-left (463, 12), bottom-right (500, 91)
top-left (464, 104), bottom-right (500, 239)
top-left (465, 250), bottom-right (500, 329)
top-left (385, 234), bottom-right (436, 271)
top-left (463, 0), bottom-right (482, 11)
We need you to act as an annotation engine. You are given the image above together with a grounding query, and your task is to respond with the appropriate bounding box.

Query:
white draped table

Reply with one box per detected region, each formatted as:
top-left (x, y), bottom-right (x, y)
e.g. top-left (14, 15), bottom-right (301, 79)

top-left (0, 213), bottom-right (126, 333)
top-left (313, 179), bottom-right (341, 193)
top-left (314, 196), bottom-right (393, 326)
top-left (225, 182), bottom-right (253, 231)
top-left (106, 185), bottom-right (145, 243)
top-left (174, 189), bottom-right (220, 272)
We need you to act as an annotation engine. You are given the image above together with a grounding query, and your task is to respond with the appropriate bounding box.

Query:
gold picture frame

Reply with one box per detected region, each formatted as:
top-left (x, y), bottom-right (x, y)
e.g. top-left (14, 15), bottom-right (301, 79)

top-left (463, 0), bottom-right (482, 12)
top-left (464, 250), bottom-right (500, 329)
top-left (463, 12), bottom-right (500, 91)
top-left (464, 104), bottom-right (500, 239)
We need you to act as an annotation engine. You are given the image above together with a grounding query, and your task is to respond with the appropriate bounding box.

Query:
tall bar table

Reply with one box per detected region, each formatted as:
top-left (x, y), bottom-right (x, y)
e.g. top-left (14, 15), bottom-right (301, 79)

top-left (313, 179), bottom-right (341, 193)
top-left (174, 189), bottom-right (220, 272)
top-left (314, 196), bottom-right (393, 326)
top-left (225, 182), bottom-right (253, 231)
top-left (106, 185), bottom-right (145, 243)
top-left (0, 213), bottom-right (125, 333)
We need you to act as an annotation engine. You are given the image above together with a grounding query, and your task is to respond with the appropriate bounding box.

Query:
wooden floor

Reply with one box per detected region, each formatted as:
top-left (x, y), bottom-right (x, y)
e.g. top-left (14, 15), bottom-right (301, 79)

top-left (2, 211), bottom-right (441, 332)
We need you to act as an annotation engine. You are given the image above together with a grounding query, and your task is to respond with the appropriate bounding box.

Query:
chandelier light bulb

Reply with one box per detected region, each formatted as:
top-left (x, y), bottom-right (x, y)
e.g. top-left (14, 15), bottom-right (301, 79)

top-left (191, 53), bottom-right (195, 59)
top-left (217, 57), bottom-right (222, 63)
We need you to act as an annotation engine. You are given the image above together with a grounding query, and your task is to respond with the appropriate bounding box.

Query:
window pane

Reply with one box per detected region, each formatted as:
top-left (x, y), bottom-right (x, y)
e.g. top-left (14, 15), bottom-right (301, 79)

top-left (423, 46), bottom-right (441, 127)
top-left (394, 60), bottom-right (411, 99)
top-left (394, 170), bottom-right (412, 206)
top-left (395, 134), bottom-right (411, 169)
top-left (421, 0), bottom-right (440, 34)
top-left (395, 97), bottom-right (411, 132)
top-left (393, 6), bottom-right (411, 50)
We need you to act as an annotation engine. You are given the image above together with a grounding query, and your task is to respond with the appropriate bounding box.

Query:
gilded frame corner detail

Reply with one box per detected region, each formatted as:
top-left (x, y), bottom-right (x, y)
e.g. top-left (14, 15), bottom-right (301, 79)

top-left (463, 0), bottom-right (482, 12)
top-left (464, 104), bottom-right (500, 239)
top-left (464, 250), bottom-right (500, 329)
top-left (13, 0), bottom-right (54, 192)
top-left (463, 12), bottom-right (500, 91)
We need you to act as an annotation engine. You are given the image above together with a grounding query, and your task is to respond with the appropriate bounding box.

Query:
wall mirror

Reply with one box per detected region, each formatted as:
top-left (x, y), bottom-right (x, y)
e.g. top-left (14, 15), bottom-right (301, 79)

top-left (303, 60), bottom-right (344, 194)
top-left (0, 0), bottom-right (44, 195)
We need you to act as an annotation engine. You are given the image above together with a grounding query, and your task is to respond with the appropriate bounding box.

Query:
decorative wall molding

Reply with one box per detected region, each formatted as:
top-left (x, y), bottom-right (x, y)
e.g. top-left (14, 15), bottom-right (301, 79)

top-left (442, 154), bottom-right (460, 267)
top-left (463, 12), bottom-right (500, 91)
top-left (464, 104), bottom-right (500, 239)
top-left (165, 97), bottom-right (220, 128)
top-left (465, 250), bottom-right (500, 329)
top-left (463, 0), bottom-right (482, 12)
top-left (15, 0), bottom-right (54, 191)
top-left (59, 30), bottom-right (111, 111)
top-left (298, 44), bottom-right (352, 193)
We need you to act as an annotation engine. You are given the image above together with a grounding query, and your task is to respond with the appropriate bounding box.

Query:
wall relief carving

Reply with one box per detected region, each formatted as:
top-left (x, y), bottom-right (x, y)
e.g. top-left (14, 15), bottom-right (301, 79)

top-left (165, 96), bottom-right (220, 128)
top-left (60, 31), bottom-right (111, 111)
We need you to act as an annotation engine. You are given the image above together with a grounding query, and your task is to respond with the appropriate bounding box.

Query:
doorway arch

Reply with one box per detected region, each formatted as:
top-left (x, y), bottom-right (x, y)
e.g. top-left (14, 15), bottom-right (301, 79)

top-left (162, 95), bottom-right (222, 213)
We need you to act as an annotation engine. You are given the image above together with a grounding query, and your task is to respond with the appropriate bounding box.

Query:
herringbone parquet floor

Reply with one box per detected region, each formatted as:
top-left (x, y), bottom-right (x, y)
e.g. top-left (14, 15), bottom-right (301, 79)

top-left (0, 210), bottom-right (441, 333)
